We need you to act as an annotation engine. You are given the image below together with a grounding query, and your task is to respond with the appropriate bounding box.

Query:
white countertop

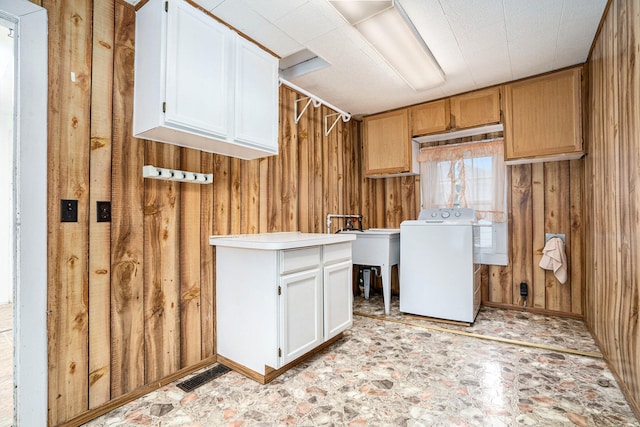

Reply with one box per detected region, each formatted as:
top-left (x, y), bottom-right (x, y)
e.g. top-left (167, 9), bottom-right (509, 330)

top-left (209, 231), bottom-right (356, 250)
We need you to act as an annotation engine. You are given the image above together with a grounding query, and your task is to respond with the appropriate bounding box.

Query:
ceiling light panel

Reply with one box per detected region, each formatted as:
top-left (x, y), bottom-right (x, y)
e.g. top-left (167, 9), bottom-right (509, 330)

top-left (328, 0), bottom-right (445, 91)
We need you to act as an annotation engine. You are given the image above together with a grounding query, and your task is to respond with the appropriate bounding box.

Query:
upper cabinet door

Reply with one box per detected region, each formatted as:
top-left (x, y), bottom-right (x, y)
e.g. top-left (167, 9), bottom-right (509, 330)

top-left (411, 99), bottom-right (450, 137)
top-left (364, 109), bottom-right (413, 176)
top-left (234, 37), bottom-right (279, 150)
top-left (165, 1), bottom-right (231, 138)
top-left (450, 87), bottom-right (501, 129)
top-left (504, 67), bottom-right (582, 163)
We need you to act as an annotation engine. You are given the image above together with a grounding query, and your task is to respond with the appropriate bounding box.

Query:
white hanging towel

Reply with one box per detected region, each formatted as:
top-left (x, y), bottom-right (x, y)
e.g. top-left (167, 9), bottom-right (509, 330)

top-left (539, 237), bottom-right (568, 284)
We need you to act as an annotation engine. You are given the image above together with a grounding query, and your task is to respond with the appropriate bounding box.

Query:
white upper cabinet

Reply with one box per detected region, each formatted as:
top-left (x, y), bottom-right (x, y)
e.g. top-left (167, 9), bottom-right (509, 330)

top-left (134, 0), bottom-right (279, 160)
top-left (234, 37), bottom-right (279, 151)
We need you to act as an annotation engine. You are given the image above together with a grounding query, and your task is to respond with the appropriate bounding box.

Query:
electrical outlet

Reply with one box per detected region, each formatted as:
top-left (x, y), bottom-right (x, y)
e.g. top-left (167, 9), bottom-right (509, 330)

top-left (97, 201), bottom-right (111, 222)
top-left (520, 282), bottom-right (528, 297)
top-left (61, 199), bottom-right (78, 222)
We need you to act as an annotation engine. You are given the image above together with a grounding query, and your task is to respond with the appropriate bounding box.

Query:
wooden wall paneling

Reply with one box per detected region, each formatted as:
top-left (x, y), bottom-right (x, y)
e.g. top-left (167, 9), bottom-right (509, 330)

top-left (336, 121), bottom-right (345, 219)
top-left (110, 1), bottom-right (145, 398)
top-left (531, 163), bottom-right (546, 308)
top-left (345, 122), bottom-right (363, 219)
top-left (543, 161), bottom-right (572, 312)
top-left (143, 141), bottom-right (181, 383)
top-left (46, 0), bottom-right (93, 423)
top-left (619, 0), bottom-right (640, 405)
top-left (88, 0), bottom-right (114, 410)
top-left (488, 166), bottom-right (514, 305)
top-left (384, 178), bottom-right (402, 227)
top-left (602, 0), bottom-right (624, 376)
top-left (569, 160), bottom-right (583, 314)
top-left (325, 106), bottom-right (340, 225)
top-left (241, 159), bottom-right (260, 234)
top-left (200, 153), bottom-right (215, 359)
top-left (312, 106), bottom-right (324, 233)
top-left (282, 88), bottom-right (299, 232)
top-left (229, 158), bottom-right (242, 234)
top-left (510, 164), bottom-right (533, 307)
top-left (297, 93), bottom-right (311, 233)
top-left (213, 154), bottom-right (231, 235)
top-left (180, 148), bottom-right (203, 367)
top-left (259, 157), bottom-right (269, 233)
top-left (585, 0), bottom-right (640, 416)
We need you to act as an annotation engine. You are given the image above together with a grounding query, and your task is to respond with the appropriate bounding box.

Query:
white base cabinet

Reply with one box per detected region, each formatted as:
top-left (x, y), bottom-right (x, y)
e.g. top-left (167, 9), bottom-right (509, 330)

top-left (134, 0), bottom-right (279, 160)
top-left (213, 235), bottom-right (353, 383)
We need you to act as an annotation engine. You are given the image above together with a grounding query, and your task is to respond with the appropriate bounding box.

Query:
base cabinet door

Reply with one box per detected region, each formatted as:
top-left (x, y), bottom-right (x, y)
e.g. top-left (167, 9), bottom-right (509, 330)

top-left (323, 260), bottom-right (353, 340)
top-left (280, 269), bottom-right (323, 365)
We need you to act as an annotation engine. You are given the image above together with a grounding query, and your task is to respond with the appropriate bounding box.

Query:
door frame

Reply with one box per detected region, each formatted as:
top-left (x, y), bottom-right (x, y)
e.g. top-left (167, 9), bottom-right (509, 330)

top-left (0, 1), bottom-right (48, 425)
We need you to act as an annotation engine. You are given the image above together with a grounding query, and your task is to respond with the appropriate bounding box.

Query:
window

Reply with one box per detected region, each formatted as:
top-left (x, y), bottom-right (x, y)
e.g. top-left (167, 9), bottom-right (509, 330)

top-left (418, 139), bottom-right (508, 265)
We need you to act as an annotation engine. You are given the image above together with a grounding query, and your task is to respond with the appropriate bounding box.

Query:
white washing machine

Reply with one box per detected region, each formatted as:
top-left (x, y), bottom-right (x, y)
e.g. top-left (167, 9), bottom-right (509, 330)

top-left (400, 207), bottom-right (481, 323)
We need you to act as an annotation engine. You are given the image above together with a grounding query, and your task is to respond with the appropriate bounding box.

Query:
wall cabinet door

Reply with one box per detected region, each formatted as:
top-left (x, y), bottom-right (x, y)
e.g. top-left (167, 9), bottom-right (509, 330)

top-left (280, 269), bottom-right (323, 365)
top-left (503, 67), bottom-right (583, 163)
top-left (411, 99), bottom-right (450, 136)
top-left (450, 88), bottom-right (501, 129)
top-left (165, 0), bottom-right (231, 138)
top-left (323, 260), bottom-right (353, 340)
top-left (234, 36), bottom-right (279, 151)
top-left (364, 109), bottom-right (416, 176)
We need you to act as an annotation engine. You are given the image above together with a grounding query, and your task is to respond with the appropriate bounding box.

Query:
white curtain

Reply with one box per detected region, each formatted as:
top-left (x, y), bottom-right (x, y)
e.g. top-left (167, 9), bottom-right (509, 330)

top-left (418, 139), bottom-right (506, 222)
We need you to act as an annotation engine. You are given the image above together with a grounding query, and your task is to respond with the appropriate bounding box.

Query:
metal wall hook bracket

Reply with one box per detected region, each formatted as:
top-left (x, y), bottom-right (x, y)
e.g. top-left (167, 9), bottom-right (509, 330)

top-left (324, 112), bottom-right (342, 136)
top-left (294, 97), bottom-right (316, 124)
top-left (280, 77), bottom-right (352, 136)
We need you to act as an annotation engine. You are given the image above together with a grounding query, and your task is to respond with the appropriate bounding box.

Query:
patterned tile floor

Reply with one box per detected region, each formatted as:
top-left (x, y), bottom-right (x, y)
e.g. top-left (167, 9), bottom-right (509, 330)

top-left (85, 295), bottom-right (639, 427)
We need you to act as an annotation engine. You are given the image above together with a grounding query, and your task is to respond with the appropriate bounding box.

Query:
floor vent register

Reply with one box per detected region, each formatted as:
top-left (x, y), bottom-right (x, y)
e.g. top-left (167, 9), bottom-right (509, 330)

top-left (177, 364), bottom-right (231, 392)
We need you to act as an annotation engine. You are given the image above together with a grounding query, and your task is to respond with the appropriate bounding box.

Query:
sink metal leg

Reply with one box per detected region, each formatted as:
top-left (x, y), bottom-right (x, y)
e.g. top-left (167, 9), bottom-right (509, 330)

top-left (381, 264), bottom-right (391, 315)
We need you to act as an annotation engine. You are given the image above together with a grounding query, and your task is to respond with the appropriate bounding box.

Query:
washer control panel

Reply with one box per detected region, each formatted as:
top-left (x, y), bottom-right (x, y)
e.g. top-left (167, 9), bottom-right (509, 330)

top-left (418, 207), bottom-right (476, 223)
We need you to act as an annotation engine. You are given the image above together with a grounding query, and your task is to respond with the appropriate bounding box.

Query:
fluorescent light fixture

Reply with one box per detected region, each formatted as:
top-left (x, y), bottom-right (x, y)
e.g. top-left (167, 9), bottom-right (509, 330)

top-left (329, 0), bottom-right (445, 91)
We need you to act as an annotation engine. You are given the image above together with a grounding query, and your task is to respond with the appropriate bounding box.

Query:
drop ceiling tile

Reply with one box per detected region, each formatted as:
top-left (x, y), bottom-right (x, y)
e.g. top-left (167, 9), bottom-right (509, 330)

top-left (439, 0), bottom-right (505, 36)
top-left (211, 0), bottom-right (302, 57)
top-left (275, 1), bottom-right (342, 44)
top-left (242, 0), bottom-right (309, 22)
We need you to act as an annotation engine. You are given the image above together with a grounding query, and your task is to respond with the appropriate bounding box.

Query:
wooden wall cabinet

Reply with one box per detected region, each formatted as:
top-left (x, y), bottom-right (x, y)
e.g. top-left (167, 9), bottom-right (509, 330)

top-left (363, 109), bottom-right (418, 177)
top-left (134, 0), bottom-right (279, 160)
top-left (503, 67), bottom-right (583, 164)
top-left (411, 99), bottom-right (450, 136)
top-left (450, 88), bottom-right (501, 129)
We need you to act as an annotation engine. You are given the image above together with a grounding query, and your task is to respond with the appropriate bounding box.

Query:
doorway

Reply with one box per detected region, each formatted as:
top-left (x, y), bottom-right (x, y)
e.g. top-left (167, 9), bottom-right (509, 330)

top-left (0, 1), bottom-right (48, 425)
top-left (0, 14), bottom-right (15, 427)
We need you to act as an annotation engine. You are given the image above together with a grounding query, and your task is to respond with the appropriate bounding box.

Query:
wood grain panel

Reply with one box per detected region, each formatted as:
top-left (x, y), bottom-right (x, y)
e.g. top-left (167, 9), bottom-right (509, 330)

top-left (143, 142), bottom-right (181, 383)
top-left (200, 153), bottom-right (215, 359)
top-left (531, 163), bottom-right (546, 309)
top-left (281, 88), bottom-right (298, 232)
top-left (241, 159), bottom-right (260, 234)
top-left (110, 3), bottom-right (144, 398)
top-left (230, 158), bottom-right (241, 235)
top-left (543, 161), bottom-right (572, 312)
top-left (585, 0), bottom-right (640, 418)
top-left (180, 148), bottom-right (203, 367)
top-left (46, 0), bottom-right (92, 424)
top-left (510, 164), bottom-right (532, 307)
top-left (88, 0), bottom-right (114, 410)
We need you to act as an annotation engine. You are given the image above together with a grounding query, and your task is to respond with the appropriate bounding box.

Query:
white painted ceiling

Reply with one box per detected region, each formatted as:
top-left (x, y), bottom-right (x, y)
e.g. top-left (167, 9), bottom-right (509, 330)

top-left (130, 0), bottom-right (607, 117)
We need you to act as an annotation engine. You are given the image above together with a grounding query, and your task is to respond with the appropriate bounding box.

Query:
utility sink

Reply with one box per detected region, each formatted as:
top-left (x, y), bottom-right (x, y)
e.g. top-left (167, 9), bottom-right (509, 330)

top-left (338, 228), bottom-right (400, 315)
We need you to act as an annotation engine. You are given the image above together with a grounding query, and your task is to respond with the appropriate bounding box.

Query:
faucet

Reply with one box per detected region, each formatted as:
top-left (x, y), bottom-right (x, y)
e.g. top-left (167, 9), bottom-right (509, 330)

top-left (326, 214), bottom-right (363, 234)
